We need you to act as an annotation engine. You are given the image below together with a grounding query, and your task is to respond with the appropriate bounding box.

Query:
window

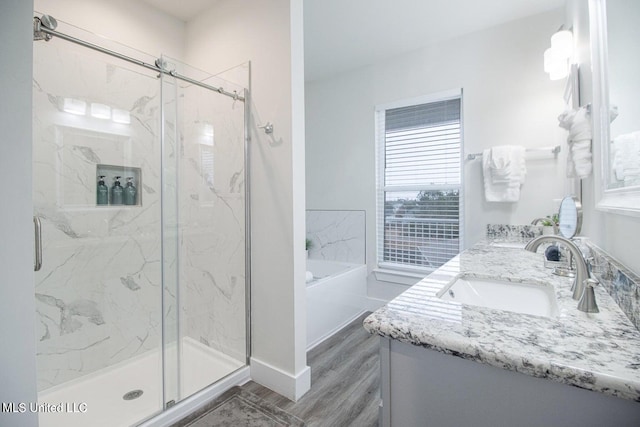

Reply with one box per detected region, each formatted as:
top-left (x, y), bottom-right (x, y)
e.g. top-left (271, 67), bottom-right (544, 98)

top-left (376, 91), bottom-right (463, 272)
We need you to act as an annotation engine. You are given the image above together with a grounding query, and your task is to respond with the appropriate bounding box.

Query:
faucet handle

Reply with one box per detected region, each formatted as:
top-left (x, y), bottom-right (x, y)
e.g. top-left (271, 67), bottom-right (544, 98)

top-left (586, 257), bottom-right (596, 278)
top-left (577, 278), bottom-right (599, 313)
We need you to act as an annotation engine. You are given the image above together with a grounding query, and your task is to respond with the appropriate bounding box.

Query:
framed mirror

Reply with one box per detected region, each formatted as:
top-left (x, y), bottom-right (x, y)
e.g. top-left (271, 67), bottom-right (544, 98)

top-left (590, 0), bottom-right (640, 216)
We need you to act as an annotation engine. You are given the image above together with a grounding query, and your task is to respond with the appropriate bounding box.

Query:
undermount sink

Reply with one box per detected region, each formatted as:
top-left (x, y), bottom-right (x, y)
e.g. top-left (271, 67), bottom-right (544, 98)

top-left (437, 276), bottom-right (559, 318)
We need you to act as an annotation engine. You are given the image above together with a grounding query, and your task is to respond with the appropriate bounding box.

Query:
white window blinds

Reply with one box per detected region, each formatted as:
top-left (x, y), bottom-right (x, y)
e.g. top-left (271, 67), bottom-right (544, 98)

top-left (376, 94), bottom-right (463, 271)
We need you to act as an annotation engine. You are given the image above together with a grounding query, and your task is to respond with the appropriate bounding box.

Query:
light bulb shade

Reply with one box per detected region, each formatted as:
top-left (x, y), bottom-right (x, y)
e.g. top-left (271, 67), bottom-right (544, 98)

top-left (91, 103), bottom-right (111, 120)
top-left (549, 62), bottom-right (569, 80)
top-left (544, 48), bottom-right (555, 72)
top-left (551, 30), bottom-right (573, 58)
top-left (544, 47), bottom-right (566, 73)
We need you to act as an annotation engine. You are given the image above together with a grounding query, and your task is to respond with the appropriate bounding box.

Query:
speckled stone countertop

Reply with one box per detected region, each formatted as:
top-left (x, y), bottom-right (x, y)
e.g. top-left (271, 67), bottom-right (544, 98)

top-left (364, 239), bottom-right (640, 402)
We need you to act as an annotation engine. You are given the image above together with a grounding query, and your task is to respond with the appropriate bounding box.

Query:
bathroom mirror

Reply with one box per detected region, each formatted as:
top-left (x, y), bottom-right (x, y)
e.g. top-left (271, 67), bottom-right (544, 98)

top-left (590, 0), bottom-right (640, 216)
top-left (558, 196), bottom-right (582, 238)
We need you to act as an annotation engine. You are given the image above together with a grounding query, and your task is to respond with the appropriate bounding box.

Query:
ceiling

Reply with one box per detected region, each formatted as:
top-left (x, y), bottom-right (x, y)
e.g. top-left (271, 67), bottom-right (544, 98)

top-left (140, 0), bottom-right (565, 81)
top-left (140, 0), bottom-right (222, 21)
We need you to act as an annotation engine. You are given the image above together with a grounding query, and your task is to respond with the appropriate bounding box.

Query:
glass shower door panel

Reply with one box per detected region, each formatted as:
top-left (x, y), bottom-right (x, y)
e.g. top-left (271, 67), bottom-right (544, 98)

top-left (33, 37), bottom-right (164, 427)
top-left (160, 65), bottom-right (180, 409)
top-left (163, 56), bottom-right (248, 402)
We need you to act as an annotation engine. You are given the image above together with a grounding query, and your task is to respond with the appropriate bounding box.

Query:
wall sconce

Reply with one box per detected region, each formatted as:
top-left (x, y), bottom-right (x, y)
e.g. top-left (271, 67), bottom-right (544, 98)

top-left (544, 28), bottom-right (574, 80)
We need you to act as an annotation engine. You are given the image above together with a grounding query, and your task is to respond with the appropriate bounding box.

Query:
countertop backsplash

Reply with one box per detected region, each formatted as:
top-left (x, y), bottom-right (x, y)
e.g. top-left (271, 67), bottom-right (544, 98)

top-left (586, 241), bottom-right (640, 331)
top-left (486, 224), bottom-right (543, 240)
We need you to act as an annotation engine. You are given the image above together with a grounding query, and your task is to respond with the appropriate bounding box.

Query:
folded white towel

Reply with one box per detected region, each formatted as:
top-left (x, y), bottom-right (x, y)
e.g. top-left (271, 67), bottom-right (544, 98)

top-left (489, 146), bottom-right (513, 183)
top-left (559, 106), bottom-right (593, 179)
top-left (483, 146), bottom-right (526, 202)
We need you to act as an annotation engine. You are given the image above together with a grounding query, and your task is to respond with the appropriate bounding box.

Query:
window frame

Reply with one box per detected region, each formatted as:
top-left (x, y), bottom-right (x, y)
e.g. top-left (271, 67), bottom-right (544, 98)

top-left (375, 89), bottom-right (464, 274)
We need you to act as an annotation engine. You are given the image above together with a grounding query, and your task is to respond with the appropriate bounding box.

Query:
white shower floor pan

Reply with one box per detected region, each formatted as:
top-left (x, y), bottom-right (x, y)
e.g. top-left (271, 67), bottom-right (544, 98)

top-left (38, 337), bottom-right (244, 427)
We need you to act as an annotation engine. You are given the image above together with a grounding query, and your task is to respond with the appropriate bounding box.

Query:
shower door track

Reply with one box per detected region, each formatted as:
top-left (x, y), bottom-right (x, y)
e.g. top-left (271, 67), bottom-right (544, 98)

top-left (33, 15), bottom-right (245, 102)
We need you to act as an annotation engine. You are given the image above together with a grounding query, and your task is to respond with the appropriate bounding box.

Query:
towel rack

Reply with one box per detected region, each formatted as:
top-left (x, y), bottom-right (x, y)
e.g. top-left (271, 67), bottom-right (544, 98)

top-left (466, 145), bottom-right (561, 161)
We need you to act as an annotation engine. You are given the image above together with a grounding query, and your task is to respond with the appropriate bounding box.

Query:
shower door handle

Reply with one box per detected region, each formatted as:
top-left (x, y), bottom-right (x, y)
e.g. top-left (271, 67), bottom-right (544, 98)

top-left (34, 216), bottom-right (42, 272)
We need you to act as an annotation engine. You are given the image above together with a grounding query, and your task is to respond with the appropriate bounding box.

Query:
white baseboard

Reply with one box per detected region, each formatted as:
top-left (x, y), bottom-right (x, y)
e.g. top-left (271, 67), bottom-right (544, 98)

top-left (307, 309), bottom-right (368, 352)
top-left (366, 296), bottom-right (388, 312)
top-left (250, 357), bottom-right (311, 401)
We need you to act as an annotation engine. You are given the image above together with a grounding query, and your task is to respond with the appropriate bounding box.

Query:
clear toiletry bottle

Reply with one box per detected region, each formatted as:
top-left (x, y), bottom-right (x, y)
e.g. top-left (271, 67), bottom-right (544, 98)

top-left (124, 177), bottom-right (137, 206)
top-left (97, 175), bottom-right (108, 205)
top-left (111, 176), bottom-right (124, 205)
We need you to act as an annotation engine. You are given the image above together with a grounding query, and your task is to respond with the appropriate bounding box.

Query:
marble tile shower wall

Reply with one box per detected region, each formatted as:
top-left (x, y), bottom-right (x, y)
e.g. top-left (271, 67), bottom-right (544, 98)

top-left (33, 43), bottom-right (165, 391)
top-left (306, 210), bottom-right (366, 264)
top-left (487, 225), bottom-right (640, 331)
top-left (33, 45), bottom-right (247, 392)
top-left (178, 82), bottom-right (246, 363)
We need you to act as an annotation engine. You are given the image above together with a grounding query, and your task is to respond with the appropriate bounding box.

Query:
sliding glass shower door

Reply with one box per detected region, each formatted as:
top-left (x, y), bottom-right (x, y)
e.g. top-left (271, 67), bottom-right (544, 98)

top-left (161, 55), bottom-right (248, 406)
top-left (32, 17), bottom-right (248, 427)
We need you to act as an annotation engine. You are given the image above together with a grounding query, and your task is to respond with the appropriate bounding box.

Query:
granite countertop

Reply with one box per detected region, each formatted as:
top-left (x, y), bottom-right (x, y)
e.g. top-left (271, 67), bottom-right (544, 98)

top-left (364, 239), bottom-right (640, 402)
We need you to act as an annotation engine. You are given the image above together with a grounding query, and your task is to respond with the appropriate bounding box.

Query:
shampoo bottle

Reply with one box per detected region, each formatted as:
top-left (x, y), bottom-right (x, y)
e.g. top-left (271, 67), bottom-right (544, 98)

top-left (111, 176), bottom-right (124, 205)
top-left (97, 175), bottom-right (108, 205)
top-left (124, 177), bottom-right (137, 206)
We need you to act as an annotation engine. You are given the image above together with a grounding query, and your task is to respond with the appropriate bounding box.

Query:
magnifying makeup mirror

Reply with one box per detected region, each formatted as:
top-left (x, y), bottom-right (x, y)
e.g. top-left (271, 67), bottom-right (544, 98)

top-left (551, 196), bottom-right (583, 278)
top-left (558, 196), bottom-right (583, 239)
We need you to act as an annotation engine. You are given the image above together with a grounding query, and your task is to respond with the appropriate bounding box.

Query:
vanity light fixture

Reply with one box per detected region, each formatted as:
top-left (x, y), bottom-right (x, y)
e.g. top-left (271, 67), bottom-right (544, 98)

top-left (544, 28), bottom-right (574, 80)
top-left (551, 30), bottom-right (573, 57)
top-left (62, 98), bottom-right (86, 115)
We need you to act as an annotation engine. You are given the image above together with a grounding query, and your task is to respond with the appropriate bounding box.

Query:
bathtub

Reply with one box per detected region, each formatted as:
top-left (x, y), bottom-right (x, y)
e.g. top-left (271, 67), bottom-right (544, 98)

top-left (306, 259), bottom-right (367, 350)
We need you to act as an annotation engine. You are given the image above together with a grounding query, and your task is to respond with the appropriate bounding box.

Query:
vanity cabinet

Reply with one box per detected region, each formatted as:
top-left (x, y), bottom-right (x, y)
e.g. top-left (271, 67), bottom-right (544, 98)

top-left (379, 337), bottom-right (640, 427)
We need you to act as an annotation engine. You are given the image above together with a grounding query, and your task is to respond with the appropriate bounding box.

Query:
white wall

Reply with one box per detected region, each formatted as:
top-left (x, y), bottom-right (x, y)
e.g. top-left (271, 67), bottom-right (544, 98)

top-left (0, 1), bottom-right (38, 426)
top-left (306, 9), bottom-right (568, 298)
top-left (185, 0), bottom-right (310, 400)
top-left (1, 0), bottom-right (309, 421)
top-left (33, 0), bottom-right (185, 60)
top-left (570, 0), bottom-right (640, 275)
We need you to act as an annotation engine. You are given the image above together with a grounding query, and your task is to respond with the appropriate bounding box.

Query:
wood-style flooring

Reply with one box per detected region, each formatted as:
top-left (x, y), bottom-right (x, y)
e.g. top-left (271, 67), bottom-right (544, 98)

top-left (241, 312), bottom-right (380, 427)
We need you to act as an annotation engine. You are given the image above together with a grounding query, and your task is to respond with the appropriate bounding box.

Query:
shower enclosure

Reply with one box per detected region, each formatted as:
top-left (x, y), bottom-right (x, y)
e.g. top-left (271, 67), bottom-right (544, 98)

top-left (32, 15), bottom-right (249, 427)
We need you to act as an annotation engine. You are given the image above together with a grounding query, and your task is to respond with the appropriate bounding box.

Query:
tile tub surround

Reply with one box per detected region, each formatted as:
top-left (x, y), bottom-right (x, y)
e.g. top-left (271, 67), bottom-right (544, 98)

top-left (306, 210), bottom-right (366, 264)
top-left (363, 239), bottom-right (640, 402)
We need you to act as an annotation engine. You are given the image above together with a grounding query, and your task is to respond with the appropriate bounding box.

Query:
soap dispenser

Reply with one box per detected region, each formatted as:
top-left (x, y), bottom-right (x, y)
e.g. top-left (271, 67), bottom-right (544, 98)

top-left (124, 177), bottom-right (137, 206)
top-left (111, 176), bottom-right (124, 205)
top-left (97, 175), bottom-right (108, 205)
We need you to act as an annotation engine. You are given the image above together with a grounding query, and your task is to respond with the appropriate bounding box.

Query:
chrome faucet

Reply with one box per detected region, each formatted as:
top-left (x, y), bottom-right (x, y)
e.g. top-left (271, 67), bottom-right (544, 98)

top-left (524, 235), bottom-right (593, 307)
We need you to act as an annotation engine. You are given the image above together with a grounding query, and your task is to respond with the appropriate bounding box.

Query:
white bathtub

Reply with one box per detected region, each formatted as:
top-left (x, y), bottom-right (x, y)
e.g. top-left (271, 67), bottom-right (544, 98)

top-left (306, 259), bottom-right (367, 350)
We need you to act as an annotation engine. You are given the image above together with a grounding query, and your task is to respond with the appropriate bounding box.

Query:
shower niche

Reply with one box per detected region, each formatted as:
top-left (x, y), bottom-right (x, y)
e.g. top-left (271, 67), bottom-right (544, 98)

top-left (96, 164), bottom-right (142, 206)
